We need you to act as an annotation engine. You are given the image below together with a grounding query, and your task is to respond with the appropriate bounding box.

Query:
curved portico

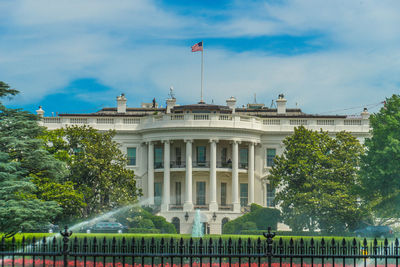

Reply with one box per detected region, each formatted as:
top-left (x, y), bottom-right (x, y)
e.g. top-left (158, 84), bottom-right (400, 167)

top-left (145, 134), bottom-right (259, 215)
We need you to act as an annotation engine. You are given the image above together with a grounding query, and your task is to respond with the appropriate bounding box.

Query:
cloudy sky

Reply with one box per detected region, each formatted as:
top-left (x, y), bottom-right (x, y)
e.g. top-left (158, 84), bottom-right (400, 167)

top-left (1, 0), bottom-right (399, 115)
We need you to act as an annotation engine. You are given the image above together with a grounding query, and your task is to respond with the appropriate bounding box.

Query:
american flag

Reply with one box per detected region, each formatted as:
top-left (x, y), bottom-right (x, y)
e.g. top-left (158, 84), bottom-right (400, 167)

top-left (191, 41), bottom-right (203, 52)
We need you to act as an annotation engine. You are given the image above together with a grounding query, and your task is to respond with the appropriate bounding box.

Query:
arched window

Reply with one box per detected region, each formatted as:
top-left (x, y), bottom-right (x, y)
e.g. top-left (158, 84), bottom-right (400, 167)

top-left (221, 217), bottom-right (229, 233)
top-left (172, 217), bottom-right (180, 234)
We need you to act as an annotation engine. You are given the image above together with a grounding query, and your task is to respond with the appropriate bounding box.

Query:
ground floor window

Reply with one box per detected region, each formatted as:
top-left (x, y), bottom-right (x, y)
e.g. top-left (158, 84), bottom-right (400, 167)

top-left (266, 183), bottom-right (275, 207)
top-left (172, 217), bottom-right (180, 234)
top-left (221, 217), bottom-right (229, 233)
top-left (240, 183), bottom-right (248, 207)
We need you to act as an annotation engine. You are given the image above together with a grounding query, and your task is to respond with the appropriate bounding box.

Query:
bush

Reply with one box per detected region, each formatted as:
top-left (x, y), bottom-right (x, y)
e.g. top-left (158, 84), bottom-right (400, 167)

top-left (128, 228), bottom-right (160, 233)
top-left (250, 203), bottom-right (263, 212)
top-left (113, 206), bottom-right (176, 234)
top-left (137, 219), bottom-right (155, 229)
top-left (223, 207), bottom-right (280, 234)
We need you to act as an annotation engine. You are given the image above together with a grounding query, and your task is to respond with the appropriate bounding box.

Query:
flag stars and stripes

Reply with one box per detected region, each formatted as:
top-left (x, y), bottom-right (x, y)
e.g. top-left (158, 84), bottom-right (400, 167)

top-left (191, 41), bottom-right (203, 52)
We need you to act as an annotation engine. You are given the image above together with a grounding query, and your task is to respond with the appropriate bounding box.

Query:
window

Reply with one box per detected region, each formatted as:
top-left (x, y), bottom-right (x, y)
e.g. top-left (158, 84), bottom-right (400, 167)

top-left (197, 146), bottom-right (206, 163)
top-left (154, 182), bottom-right (162, 206)
top-left (127, 147), bottom-right (136, 166)
top-left (266, 148), bottom-right (276, 167)
top-left (154, 147), bottom-right (163, 168)
top-left (240, 183), bottom-right (248, 207)
top-left (266, 183), bottom-right (275, 207)
top-left (175, 182), bottom-right (181, 205)
top-left (196, 181), bottom-right (206, 205)
top-left (221, 148), bottom-right (227, 162)
top-left (175, 147), bottom-right (182, 166)
top-left (239, 148), bottom-right (248, 169)
top-left (220, 183), bottom-right (227, 206)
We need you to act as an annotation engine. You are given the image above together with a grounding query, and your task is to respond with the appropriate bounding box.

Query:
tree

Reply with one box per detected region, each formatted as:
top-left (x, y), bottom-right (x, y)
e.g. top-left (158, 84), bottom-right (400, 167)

top-left (42, 125), bottom-right (142, 217)
top-left (360, 95), bottom-right (400, 223)
top-left (0, 82), bottom-right (62, 236)
top-left (269, 126), bottom-right (366, 233)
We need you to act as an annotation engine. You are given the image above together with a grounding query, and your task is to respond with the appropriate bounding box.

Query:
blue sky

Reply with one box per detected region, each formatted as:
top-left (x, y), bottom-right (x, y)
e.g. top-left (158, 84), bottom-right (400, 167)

top-left (1, 0), bottom-right (399, 116)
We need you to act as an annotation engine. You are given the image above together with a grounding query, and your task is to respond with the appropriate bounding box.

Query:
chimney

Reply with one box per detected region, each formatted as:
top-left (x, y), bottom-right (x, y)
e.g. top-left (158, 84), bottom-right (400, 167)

top-left (226, 97), bottom-right (237, 113)
top-left (36, 106), bottom-right (44, 117)
top-left (361, 107), bottom-right (370, 120)
top-left (276, 94), bottom-right (287, 114)
top-left (117, 93), bottom-right (127, 113)
top-left (166, 98), bottom-right (176, 114)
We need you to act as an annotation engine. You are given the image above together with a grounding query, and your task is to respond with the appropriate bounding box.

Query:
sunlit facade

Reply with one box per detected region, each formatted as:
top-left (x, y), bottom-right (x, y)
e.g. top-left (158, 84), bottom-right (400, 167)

top-left (38, 94), bottom-right (370, 234)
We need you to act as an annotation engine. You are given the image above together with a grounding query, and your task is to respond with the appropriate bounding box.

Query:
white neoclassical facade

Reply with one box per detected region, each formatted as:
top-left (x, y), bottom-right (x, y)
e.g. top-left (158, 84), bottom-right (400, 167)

top-left (38, 94), bottom-right (370, 234)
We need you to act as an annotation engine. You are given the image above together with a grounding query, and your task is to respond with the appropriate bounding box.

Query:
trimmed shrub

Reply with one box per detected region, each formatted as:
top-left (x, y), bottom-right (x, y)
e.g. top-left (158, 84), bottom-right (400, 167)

top-left (223, 207), bottom-right (280, 234)
top-left (137, 219), bottom-right (155, 229)
top-left (250, 203), bottom-right (263, 212)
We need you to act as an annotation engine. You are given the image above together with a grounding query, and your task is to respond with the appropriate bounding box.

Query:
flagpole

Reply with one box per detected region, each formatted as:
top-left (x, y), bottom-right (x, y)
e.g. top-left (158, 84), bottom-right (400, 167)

top-left (200, 40), bottom-right (204, 103)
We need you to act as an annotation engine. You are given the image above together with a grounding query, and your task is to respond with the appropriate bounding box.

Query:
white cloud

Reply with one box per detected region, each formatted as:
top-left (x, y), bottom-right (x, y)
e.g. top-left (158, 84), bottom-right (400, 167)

top-left (0, 0), bottom-right (399, 115)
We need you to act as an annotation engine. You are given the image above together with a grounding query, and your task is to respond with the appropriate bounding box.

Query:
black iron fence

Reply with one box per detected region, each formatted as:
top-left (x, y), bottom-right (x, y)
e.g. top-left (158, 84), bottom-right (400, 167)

top-left (1, 227), bottom-right (400, 267)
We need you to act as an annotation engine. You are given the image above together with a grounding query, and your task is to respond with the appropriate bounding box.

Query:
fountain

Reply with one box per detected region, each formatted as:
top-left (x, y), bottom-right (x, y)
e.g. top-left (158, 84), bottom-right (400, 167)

top-left (191, 209), bottom-right (204, 237)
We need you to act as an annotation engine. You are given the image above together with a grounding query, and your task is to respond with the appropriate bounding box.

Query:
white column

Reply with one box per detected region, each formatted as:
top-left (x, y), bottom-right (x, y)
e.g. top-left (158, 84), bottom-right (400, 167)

top-left (232, 140), bottom-right (240, 212)
top-left (209, 139), bottom-right (218, 211)
top-left (184, 139), bottom-right (193, 211)
top-left (147, 141), bottom-right (154, 205)
top-left (248, 142), bottom-right (255, 204)
top-left (162, 140), bottom-right (170, 212)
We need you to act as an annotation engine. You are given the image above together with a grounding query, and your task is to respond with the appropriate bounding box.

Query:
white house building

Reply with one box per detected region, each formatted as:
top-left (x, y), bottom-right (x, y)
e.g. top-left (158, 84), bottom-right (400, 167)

top-left (37, 94), bottom-right (370, 234)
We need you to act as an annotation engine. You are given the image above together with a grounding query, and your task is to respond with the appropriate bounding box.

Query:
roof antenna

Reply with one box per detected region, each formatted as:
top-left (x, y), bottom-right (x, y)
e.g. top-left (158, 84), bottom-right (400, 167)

top-left (270, 100), bottom-right (276, 108)
top-left (169, 86), bottom-right (175, 99)
top-left (254, 93), bottom-right (257, 104)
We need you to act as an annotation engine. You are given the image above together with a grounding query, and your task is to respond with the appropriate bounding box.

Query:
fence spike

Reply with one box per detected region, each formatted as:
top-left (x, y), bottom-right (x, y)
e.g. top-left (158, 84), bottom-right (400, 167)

top-left (131, 237), bottom-right (136, 253)
top-left (22, 236), bottom-right (25, 247)
top-left (170, 237), bottom-right (174, 253)
top-left (396, 238), bottom-right (399, 247)
top-left (209, 237), bottom-right (213, 254)
top-left (310, 238), bottom-right (314, 247)
top-left (331, 238), bottom-right (335, 246)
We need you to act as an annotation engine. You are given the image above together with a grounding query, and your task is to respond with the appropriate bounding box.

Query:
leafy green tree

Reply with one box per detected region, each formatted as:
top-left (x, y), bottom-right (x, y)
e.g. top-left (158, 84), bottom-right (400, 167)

top-left (360, 95), bottom-right (400, 223)
top-left (42, 125), bottom-right (141, 217)
top-left (269, 126), bottom-right (366, 233)
top-left (0, 82), bottom-right (61, 236)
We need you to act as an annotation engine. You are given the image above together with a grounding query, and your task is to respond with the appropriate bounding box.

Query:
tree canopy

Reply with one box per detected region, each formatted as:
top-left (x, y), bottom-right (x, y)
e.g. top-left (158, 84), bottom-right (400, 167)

top-left (42, 125), bottom-right (142, 217)
top-left (360, 95), bottom-right (400, 223)
top-left (0, 81), bottom-right (62, 236)
top-left (269, 126), bottom-right (366, 233)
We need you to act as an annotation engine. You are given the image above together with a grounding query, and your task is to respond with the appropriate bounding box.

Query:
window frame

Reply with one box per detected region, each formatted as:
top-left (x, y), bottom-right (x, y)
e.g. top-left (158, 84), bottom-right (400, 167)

top-left (266, 148), bottom-right (277, 167)
top-left (127, 147), bottom-right (137, 166)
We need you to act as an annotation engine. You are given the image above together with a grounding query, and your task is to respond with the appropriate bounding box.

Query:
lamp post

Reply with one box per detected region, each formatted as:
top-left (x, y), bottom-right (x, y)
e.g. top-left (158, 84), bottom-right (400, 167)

top-left (185, 212), bottom-right (189, 222)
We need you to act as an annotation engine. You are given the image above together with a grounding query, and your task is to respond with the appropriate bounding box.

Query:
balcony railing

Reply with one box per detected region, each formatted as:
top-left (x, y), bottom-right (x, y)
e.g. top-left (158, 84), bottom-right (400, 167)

top-left (42, 113), bottom-right (369, 134)
top-left (218, 204), bottom-right (233, 211)
top-left (193, 161), bottom-right (210, 168)
top-left (155, 161), bottom-right (247, 169)
top-left (154, 162), bottom-right (164, 169)
top-left (217, 161), bottom-right (232, 168)
top-left (169, 204), bottom-right (183, 210)
top-left (194, 204), bottom-right (209, 210)
top-left (170, 161), bottom-right (186, 168)
top-left (239, 162), bottom-right (248, 169)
